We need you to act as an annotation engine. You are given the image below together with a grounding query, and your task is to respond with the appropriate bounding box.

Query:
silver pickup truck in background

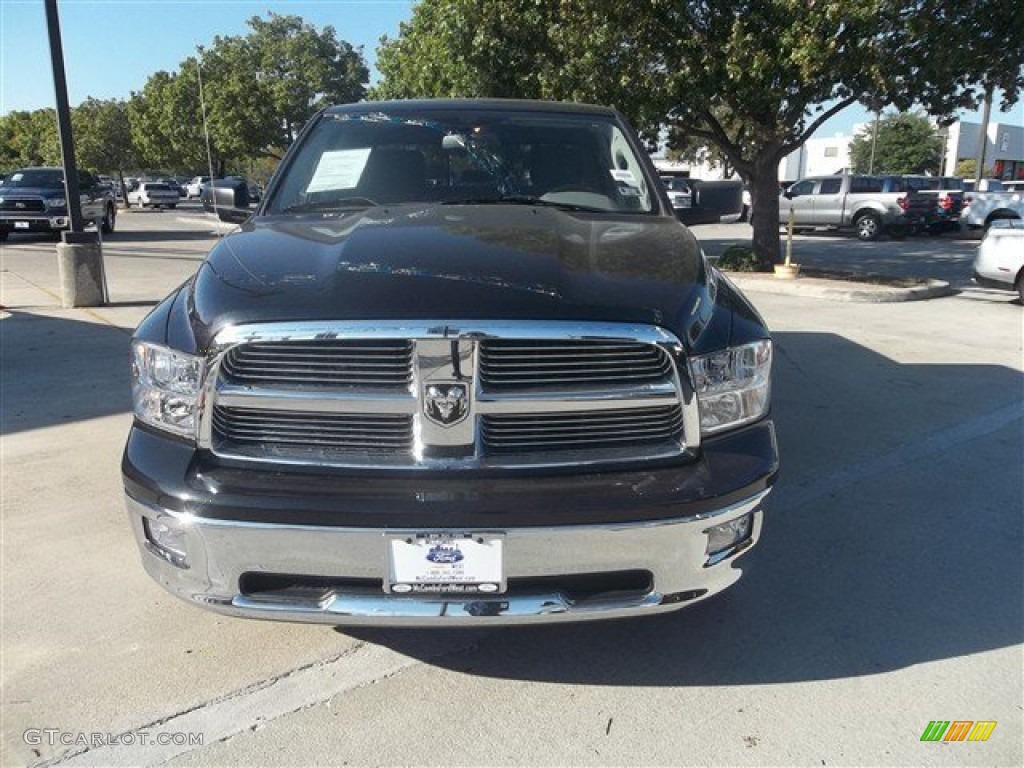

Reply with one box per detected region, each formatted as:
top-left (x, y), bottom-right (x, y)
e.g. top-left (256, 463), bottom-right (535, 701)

top-left (960, 179), bottom-right (1024, 231)
top-left (779, 173), bottom-right (908, 241)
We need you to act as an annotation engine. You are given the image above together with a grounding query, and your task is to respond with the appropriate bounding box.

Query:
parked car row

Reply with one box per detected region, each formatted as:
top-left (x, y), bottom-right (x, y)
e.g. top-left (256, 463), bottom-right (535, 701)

top-left (779, 173), bottom-right (1023, 241)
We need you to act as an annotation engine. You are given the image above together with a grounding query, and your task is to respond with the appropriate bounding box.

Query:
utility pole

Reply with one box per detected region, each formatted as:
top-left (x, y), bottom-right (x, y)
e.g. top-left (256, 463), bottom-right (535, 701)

top-left (45, 0), bottom-right (107, 306)
top-left (974, 84), bottom-right (994, 185)
top-left (45, 0), bottom-right (84, 233)
top-left (868, 111), bottom-right (881, 175)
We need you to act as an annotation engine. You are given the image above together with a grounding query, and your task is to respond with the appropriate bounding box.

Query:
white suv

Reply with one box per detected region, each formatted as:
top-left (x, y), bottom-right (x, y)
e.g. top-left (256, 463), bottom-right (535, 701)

top-left (185, 176), bottom-right (210, 199)
top-left (973, 219), bottom-right (1024, 302)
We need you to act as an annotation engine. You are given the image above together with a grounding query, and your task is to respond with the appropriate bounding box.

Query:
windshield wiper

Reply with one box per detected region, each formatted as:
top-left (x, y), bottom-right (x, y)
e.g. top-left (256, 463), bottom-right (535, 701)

top-left (280, 197), bottom-right (377, 214)
top-left (442, 195), bottom-right (606, 213)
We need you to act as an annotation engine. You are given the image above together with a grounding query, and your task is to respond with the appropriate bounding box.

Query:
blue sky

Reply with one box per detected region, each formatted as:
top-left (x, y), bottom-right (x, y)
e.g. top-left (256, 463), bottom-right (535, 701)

top-left (1, 0), bottom-right (1021, 140)
top-left (0, 0), bottom-right (414, 109)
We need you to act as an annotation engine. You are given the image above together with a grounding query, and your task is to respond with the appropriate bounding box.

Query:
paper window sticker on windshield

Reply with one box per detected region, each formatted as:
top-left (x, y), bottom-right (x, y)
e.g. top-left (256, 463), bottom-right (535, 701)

top-left (610, 169), bottom-right (636, 184)
top-left (10, 173), bottom-right (23, 182)
top-left (306, 148), bottom-right (372, 193)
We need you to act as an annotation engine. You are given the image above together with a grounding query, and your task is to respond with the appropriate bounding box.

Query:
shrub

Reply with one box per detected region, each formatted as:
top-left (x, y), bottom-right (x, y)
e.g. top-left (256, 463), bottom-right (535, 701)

top-left (715, 245), bottom-right (762, 272)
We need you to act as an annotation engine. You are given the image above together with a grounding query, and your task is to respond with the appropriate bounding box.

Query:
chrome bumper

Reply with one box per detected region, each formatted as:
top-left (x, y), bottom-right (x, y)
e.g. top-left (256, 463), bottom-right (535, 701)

top-left (125, 491), bottom-right (767, 626)
top-left (0, 214), bottom-right (69, 229)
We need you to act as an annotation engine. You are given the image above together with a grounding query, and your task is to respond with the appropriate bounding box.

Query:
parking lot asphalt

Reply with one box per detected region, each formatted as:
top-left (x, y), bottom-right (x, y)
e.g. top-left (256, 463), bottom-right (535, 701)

top-left (2, 209), bottom-right (1022, 767)
top-left (691, 221), bottom-right (990, 291)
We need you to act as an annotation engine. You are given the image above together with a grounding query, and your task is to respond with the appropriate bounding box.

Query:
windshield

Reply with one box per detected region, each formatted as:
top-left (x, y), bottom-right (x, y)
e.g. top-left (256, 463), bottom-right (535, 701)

top-left (269, 109), bottom-right (656, 215)
top-left (4, 169), bottom-right (64, 188)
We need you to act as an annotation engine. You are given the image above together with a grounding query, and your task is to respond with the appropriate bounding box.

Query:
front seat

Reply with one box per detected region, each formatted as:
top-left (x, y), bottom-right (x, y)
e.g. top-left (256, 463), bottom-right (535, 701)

top-left (357, 148), bottom-right (427, 204)
top-left (526, 144), bottom-right (593, 196)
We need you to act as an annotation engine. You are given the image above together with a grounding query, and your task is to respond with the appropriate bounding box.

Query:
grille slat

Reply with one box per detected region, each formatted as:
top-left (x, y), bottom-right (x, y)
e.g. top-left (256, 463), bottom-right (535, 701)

top-left (480, 339), bottom-right (671, 389)
top-left (482, 406), bottom-right (684, 454)
top-left (222, 340), bottom-right (413, 390)
top-left (213, 407), bottom-right (413, 454)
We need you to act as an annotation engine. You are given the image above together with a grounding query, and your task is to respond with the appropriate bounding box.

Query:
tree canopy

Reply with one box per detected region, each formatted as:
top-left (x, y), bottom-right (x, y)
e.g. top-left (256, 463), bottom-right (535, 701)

top-left (375, 0), bottom-right (1024, 267)
top-left (128, 13), bottom-right (368, 173)
top-left (849, 112), bottom-right (944, 175)
top-left (0, 109), bottom-right (61, 169)
top-left (71, 98), bottom-right (137, 175)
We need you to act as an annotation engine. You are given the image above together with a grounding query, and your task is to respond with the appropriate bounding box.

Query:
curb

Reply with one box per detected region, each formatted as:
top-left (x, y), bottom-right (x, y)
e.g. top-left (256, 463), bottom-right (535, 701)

top-left (723, 272), bottom-right (954, 302)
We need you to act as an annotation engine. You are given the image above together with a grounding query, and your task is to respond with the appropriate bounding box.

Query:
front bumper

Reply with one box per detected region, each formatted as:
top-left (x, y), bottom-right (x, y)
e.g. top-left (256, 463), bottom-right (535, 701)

top-left (0, 214), bottom-right (69, 231)
top-left (123, 420), bottom-right (777, 625)
top-left (126, 490), bottom-right (767, 625)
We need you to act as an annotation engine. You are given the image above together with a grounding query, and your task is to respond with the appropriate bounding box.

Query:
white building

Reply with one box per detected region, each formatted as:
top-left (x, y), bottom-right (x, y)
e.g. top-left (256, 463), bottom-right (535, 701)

top-left (778, 134), bottom-right (854, 180)
top-left (653, 116), bottom-right (1024, 183)
top-left (653, 134), bottom-right (854, 182)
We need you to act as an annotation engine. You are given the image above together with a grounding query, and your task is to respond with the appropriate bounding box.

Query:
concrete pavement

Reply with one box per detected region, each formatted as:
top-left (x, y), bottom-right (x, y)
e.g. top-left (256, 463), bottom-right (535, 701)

top-left (2, 211), bottom-right (1021, 766)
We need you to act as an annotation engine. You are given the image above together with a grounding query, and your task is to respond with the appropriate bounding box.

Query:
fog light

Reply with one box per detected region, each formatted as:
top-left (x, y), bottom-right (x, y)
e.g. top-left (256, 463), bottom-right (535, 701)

top-left (704, 514), bottom-right (752, 565)
top-left (143, 518), bottom-right (189, 568)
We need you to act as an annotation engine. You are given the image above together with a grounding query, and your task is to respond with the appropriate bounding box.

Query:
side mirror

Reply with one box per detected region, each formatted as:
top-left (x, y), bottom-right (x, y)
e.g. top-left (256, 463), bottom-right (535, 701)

top-left (201, 179), bottom-right (251, 223)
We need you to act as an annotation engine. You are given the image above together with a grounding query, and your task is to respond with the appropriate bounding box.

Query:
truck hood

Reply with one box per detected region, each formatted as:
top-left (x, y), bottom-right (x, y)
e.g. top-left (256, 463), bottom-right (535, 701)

top-left (189, 204), bottom-right (710, 348)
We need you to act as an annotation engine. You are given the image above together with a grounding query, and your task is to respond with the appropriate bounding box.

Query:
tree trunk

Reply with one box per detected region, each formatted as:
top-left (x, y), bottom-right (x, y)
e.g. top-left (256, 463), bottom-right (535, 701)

top-left (117, 170), bottom-right (129, 206)
top-left (748, 152), bottom-right (783, 270)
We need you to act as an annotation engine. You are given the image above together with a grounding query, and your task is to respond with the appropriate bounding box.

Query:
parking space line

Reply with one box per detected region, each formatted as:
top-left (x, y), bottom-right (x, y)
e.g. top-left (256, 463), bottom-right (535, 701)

top-left (39, 637), bottom-right (479, 767)
top-left (778, 400), bottom-right (1024, 511)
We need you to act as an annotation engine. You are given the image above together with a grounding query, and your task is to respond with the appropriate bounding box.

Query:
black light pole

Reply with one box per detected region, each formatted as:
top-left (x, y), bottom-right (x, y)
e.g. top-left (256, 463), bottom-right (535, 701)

top-left (44, 0), bottom-right (85, 234)
top-left (45, 0), bottom-right (106, 307)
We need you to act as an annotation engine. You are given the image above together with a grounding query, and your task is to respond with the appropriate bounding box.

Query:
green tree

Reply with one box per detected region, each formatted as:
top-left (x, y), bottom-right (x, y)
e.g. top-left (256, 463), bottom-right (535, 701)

top-left (0, 109), bottom-right (60, 168)
top-left (849, 112), bottom-right (943, 174)
top-left (128, 13), bottom-right (368, 174)
top-left (375, 0), bottom-right (1024, 268)
top-left (127, 71), bottom-right (197, 171)
top-left (210, 13), bottom-right (369, 153)
top-left (72, 98), bottom-right (138, 178)
top-left (953, 158), bottom-right (994, 178)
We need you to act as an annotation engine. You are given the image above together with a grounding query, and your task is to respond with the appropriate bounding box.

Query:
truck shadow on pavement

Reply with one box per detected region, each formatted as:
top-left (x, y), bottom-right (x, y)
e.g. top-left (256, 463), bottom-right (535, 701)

top-left (346, 331), bottom-right (1023, 686)
top-left (105, 229), bottom-right (220, 243)
top-left (1, 309), bottom-right (132, 435)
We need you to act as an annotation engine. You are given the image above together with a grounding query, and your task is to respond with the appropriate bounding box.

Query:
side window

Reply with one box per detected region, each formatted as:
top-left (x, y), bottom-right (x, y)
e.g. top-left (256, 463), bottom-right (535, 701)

top-left (818, 178), bottom-right (842, 195)
top-left (852, 176), bottom-right (882, 193)
top-left (608, 126), bottom-right (651, 210)
top-left (787, 180), bottom-right (814, 197)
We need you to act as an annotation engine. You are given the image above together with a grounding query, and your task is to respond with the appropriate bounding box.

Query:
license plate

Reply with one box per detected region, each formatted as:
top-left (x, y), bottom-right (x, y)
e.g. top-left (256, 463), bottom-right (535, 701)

top-left (386, 533), bottom-right (504, 594)
top-left (14, 222), bottom-right (29, 229)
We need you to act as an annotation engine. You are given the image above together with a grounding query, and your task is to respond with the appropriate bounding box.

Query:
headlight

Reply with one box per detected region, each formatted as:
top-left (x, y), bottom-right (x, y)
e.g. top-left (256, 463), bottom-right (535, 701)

top-left (45, 197), bottom-right (66, 207)
top-left (131, 341), bottom-right (203, 438)
top-left (689, 340), bottom-right (772, 435)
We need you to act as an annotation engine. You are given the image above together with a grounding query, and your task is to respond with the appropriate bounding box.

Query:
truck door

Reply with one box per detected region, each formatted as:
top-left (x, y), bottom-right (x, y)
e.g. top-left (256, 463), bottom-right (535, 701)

top-left (781, 179), bottom-right (815, 225)
top-left (78, 172), bottom-right (101, 223)
top-left (812, 177), bottom-right (844, 225)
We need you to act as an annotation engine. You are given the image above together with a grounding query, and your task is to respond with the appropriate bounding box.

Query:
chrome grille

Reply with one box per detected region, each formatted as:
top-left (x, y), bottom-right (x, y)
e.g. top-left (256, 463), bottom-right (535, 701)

top-left (202, 321), bottom-right (696, 469)
top-left (0, 197), bottom-right (45, 212)
top-left (482, 405), bottom-right (684, 454)
top-left (221, 340), bottom-right (413, 390)
top-left (480, 339), bottom-right (671, 389)
top-left (213, 407), bottom-right (413, 455)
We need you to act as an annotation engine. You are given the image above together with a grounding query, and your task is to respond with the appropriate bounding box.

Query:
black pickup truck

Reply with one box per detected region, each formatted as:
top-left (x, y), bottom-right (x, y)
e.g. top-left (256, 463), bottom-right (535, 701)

top-left (0, 166), bottom-right (116, 240)
top-left (123, 99), bottom-right (778, 626)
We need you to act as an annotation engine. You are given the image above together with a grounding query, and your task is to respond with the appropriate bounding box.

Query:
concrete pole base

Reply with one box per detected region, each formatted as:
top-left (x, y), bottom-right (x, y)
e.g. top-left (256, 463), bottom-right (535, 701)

top-left (56, 232), bottom-right (107, 307)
